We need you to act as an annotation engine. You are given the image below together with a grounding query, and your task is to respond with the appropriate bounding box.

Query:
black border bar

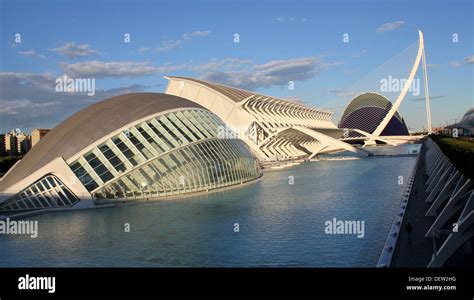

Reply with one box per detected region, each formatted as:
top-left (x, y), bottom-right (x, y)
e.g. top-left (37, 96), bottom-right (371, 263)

top-left (0, 268), bottom-right (472, 299)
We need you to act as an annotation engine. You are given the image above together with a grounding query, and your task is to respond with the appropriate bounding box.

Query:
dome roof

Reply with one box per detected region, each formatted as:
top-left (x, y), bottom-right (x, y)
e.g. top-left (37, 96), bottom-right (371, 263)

top-left (0, 93), bottom-right (204, 191)
top-left (340, 93), bottom-right (403, 123)
top-left (459, 107), bottom-right (474, 126)
top-left (339, 92), bottom-right (408, 135)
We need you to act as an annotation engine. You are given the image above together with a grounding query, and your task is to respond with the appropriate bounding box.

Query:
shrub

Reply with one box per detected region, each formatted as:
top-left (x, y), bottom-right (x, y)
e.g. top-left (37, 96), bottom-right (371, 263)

top-left (430, 135), bottom-right (474, 180)
top-left (0, 156), bottom-right (23, 175)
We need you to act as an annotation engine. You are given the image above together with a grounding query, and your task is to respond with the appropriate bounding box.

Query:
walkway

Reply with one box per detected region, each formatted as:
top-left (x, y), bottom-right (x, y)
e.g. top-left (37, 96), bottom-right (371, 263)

top-left (391, 148), bottom-right (435, 267)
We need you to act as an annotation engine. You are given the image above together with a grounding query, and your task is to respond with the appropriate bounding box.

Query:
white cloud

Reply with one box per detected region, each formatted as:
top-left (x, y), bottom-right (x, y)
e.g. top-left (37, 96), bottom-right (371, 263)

top-left (450, 61), bottom-right (463, 68)
top-left (18, 49), bottom-right (46, 59)
top-left (195, 56), bottom-right (343, 90)
top-left (276, 17), bottom-right (307, 22)
top-left (411, 95), bottom-right (444, 102)
top-left (0, 100), bottom-right (60, 114)
top-left (138, 47), bottom-right (152, 53)
top-left (155, 30), bottom-right (211, 53)
top-left (448, 56), bottom-right (474, 68)
top-left (50, 42), bottom-right (99, 59)
top-left (156, 39), bottom-right (183, 53)
top-left (376, 21), bottom-right (405, 34)
top-left (329, 89), bottom-right (355, 98)
top-left (192, 58), bottom-right (252, 72)
top-left (60, 60), bottom-right (160, 78)
top-left (0, 72), bottom-right (152, 131)
top-left (182, 30), bottom-right (211, 39)
top-left (465, 56), bottom-right (474, 64)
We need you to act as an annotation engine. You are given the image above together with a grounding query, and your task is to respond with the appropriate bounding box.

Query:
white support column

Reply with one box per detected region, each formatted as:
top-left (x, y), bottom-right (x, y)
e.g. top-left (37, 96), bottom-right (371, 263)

top-left (422, 44), bottom-right (433, 134)
top-left (425, 165), bottom-right (456, 202)
top-left (426, 180), bottom-right (473, 237)
top-left (426, 159), bottom-right (450, 191)
top-left (428, 209), bottom-right (474, 267)
top-left (425, 170), bottom-right (461, 213)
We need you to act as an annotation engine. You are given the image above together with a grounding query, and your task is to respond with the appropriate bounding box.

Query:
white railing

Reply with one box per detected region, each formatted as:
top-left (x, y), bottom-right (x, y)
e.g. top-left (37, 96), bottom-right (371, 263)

top-left (376, 144), bottom-right (421, 267)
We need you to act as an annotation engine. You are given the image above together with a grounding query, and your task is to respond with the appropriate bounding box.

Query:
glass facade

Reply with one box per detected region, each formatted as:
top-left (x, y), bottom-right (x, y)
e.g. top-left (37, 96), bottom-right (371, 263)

top-left (69, 109), bottom-right (260, 202)
top-left (93, 139), bottom-right (259, 201)
top-left (0, 175), bottom-right (79, 212)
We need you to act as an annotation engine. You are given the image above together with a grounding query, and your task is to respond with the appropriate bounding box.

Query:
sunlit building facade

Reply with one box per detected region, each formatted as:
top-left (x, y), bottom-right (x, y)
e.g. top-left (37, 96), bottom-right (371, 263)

top-left (0, 93), bottom-right (260, 213)
top-left (31, 129), bottom-right (50, 148)
top-left (165, 76), bottom-right (364, 161)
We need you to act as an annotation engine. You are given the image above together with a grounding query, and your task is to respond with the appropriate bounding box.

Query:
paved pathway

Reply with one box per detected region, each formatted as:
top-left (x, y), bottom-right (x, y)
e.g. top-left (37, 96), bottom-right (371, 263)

top-left (391, 149), bottom-right (436, 267)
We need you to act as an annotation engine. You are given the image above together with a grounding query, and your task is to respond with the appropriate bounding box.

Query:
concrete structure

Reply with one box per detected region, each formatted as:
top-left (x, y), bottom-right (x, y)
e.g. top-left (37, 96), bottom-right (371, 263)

top-left (31, 129), bottom-right (50, 148)
top-left (389, 138), bottom-right (473, 267)
top-left (0, 93), bottom-right (260, 213)
top-left (377, 148), bottom-right (419, 267)
top-left (165, 76), bottom-right (367, 161)
top-left (422, 138), bottom-right (473, 267)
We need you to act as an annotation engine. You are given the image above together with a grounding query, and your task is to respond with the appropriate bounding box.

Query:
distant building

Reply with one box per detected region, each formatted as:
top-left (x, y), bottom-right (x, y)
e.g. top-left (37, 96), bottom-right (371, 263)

top-left (4, 131), bottom-right (17, 156)
top-left (0, 134), bottom-right (5, 156)
top-left (16, 133), bottom-right (30, 155)
top-left (3, 130), bottom-right (31, 156)
top-left (443, 108), bottom-right (474, 137)
top-left (31, 129), bottom-right (50, 148)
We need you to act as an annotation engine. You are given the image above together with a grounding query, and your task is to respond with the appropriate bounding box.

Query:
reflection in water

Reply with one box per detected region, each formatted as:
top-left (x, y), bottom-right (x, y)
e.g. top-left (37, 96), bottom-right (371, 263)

top-left (0, 155), bottom-right (417, 267)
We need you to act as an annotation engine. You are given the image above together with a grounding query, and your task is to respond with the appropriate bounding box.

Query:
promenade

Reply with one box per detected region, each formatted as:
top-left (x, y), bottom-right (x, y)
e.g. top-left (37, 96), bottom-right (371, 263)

top-left (391, 146), bottom-right (434, 267)
top-left (392, 138), bottom-right (474, 267)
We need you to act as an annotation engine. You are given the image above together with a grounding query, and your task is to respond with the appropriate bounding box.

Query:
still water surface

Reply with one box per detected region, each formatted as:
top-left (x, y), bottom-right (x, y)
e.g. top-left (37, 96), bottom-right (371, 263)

top-left (0, 155), bottom-right (416, 267)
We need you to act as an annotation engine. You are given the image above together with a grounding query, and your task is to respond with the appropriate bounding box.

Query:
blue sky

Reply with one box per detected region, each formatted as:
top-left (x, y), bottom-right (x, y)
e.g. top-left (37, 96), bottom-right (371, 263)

top-left (1, 0), bottom-right (472, 133)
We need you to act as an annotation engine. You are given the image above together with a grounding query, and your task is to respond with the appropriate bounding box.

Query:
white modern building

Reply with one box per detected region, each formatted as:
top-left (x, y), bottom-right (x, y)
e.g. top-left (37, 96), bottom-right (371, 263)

top-left (165, 76), bottom-right (366, 161)
top-left (0, 93), bottom-right (261, 213)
